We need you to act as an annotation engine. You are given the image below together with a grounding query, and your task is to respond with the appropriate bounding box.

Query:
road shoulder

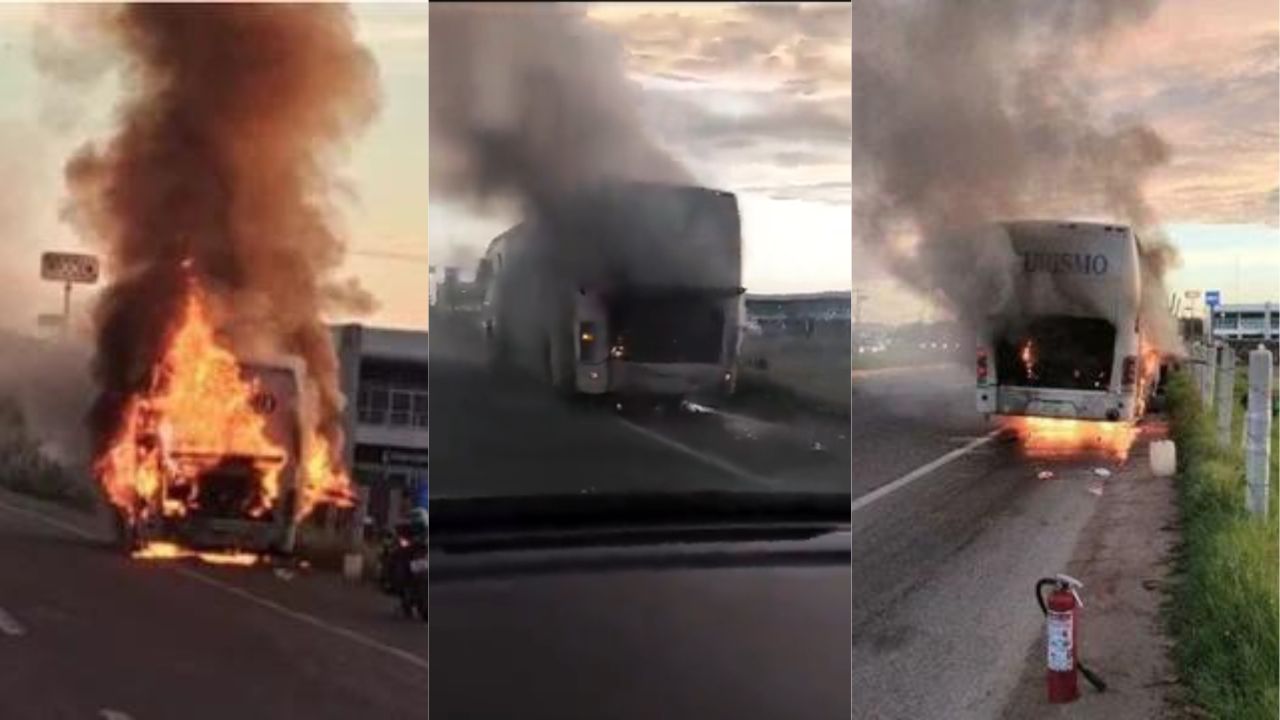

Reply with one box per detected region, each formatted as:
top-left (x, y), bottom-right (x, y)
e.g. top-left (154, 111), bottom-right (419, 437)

top-left (999, 422), bottom-right (1184, 718)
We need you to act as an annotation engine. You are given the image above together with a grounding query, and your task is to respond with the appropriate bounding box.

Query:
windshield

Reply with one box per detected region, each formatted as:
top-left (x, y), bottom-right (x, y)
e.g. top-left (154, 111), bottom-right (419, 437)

top-left (994, 315), bottom-right (1116, 389)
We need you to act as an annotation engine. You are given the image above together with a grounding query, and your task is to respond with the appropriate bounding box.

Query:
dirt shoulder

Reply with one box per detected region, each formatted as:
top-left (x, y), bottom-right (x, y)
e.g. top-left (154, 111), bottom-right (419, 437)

top-left (1000, 420), bottom-right (1185, 719)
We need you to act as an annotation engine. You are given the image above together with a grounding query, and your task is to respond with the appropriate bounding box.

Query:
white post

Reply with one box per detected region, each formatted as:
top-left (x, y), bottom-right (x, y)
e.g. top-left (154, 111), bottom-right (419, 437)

top-left (1244, 346), bottom-right (1273, 516)
top-left (1201, 342), bottom-right (1217, 409)
top-left (1188, 345), bottom-right (1198, 394)
top-left (1215, 345), bottom-right (1236, 447)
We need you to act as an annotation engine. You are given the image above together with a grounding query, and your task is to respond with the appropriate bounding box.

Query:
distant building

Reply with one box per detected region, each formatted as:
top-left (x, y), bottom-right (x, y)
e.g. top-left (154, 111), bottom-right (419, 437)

top-left (744, 292), bottom-right (851, 337)
top-left (331, 324), bottom-right (429, 526)
top-left (1211, 302), bottom-right (1279, 344)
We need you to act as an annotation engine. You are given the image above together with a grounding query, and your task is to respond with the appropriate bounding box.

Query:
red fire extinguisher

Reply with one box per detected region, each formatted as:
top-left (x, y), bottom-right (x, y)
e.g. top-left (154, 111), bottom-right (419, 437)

top-left (1035, 574), bottom-right (1107, 703)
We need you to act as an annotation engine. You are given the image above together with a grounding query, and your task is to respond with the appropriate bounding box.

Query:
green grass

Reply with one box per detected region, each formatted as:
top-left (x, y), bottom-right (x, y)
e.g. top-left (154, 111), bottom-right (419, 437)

top-left (0, 395), bottom-right (94, 511)
top-left (1166, 371), bottom-right (1279, 720)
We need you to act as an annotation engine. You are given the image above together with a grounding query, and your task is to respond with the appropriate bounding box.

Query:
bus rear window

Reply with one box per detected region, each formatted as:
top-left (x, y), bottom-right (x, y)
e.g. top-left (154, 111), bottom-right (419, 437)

top-left (608, 294), bottom-right (725, 363)
top-left (994, 316), bottom-right (1116, 390)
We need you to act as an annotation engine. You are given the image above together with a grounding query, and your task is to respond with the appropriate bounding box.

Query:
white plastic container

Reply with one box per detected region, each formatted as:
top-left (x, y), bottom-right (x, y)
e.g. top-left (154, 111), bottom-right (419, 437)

top-left (1149, 439), bottom-right (1177, 478)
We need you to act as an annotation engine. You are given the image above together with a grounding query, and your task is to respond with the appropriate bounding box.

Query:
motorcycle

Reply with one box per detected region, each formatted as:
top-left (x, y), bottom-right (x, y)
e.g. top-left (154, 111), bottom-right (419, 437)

top-left (378, 510), bottom-right (428, 622)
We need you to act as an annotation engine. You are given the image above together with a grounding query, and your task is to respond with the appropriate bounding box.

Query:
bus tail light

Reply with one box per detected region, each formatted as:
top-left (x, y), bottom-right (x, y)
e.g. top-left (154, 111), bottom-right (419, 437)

top-left (579, 322), bottom-right (597, 361)
top-left (977, 349), bottom-right (989, 384)
top-left (1122, 355), bottom-right (1137, 387)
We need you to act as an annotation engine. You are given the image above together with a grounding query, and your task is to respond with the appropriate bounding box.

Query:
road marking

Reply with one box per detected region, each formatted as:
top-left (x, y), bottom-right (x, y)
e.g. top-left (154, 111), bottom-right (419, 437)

top-left (0, 496), bottom-right (428, 674)
top-left (100, 710), bottom-right (134, 720)
top-left (173, 567), bottom-right (429, 673)
top-left (851, 363), bottom-right (956, 381)
top-left (0, 496), bottom-right (99, 541)
top-left (615, 418), bottom-right (785, 490)
top-left (0, 607), bottom-right (26, 636)
top-left (851, 428), bottom-right (1006, 514)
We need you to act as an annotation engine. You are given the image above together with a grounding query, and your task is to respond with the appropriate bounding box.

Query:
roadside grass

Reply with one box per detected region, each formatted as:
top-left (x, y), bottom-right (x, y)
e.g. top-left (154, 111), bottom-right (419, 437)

top-left (1166, 371), bottom-right (1279, 720)
top-left (737, 333), bottom-right (851, 417)
top-left (0, 395), bottom-right (94, 511)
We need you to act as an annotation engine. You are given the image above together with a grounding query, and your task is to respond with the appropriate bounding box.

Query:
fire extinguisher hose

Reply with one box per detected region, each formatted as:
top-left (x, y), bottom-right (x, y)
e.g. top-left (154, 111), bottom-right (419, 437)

top-left (1035, 578), bottom-right (1108, 693)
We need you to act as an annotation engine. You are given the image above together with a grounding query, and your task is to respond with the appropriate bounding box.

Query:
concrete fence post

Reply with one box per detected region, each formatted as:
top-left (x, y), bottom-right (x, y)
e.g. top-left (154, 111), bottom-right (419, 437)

top-left (1245, 346), bottom-right (1274, 516)
top-left (1189, 344), bottom-right (1204, 403)
top-left (1201, 342), bottom-right (1218, 409)
top-left (1215, 344), bottom-right (1236, 447)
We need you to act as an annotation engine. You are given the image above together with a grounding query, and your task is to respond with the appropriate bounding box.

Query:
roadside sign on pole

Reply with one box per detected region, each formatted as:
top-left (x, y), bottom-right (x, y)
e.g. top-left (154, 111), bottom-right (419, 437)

top-left (1206, 290), bottom-right (1221, 308)
top-left (40, 252), bottom-right (100, 284)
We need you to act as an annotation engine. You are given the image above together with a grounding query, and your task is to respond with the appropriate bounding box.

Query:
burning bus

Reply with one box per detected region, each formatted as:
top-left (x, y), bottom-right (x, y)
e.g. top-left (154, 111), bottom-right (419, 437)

top-left (479, 182), bottom-right (744, 403)
top-left (97, 287), bottom-right (352, 556)
top-left (976, 221), bottom-right (1158, 425)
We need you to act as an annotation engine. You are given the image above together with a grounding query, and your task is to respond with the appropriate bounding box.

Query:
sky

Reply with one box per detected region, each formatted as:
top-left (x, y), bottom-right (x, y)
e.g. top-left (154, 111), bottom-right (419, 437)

top-left (427, 2), bottom-right (854, 297)
top-left (853, 0), bottom-right (1279, 324)
top-left (2, 2), bottom-right (1273, 334)
top-left (0, 3), bottom-right (430, 334)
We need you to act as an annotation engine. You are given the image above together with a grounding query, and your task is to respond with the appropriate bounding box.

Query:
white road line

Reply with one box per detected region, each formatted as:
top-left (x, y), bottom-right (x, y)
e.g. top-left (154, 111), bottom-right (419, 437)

top-left (851, 363), bottom-right (955, 381)
top-left (0, 496), bottom-right (99, 540)
top-left (851, 428), bottom-right (1006, 514)
top-left (0, 497), bottom-right (428, 674)
top-left (0, 606), bottom-right (26, 636)
top-left (615, 418), bottom-right (785, 490)
top-left (174, 567), bottom-right (429, 673)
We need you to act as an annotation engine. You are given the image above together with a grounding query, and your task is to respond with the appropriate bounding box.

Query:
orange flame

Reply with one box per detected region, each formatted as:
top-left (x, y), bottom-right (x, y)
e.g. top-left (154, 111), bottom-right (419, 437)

top-left (1002, 416), bottom-right (1138, 461)
top-left (132, 541), bottom-right (260, 567)
top-left (299, 432), bottom-right (355, 519)
top-left (95, 278), bottom-right (353, 556)
top-left (1020, 339), bottom-right (1037, 381)
top-left (1135, 337), bottom-right (1162, 417)
top-left (96, 287), bottom-right (283, 521)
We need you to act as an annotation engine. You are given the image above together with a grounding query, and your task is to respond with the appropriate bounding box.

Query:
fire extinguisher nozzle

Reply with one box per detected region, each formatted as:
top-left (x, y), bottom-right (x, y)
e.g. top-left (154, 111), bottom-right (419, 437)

top-left (1080, 663), bottom-right (1108, 693)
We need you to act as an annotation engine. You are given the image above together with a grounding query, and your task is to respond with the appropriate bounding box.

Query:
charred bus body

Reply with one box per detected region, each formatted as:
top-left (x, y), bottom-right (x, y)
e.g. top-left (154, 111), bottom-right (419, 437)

top-left (123, 357), bottom-right (306, 554)
top-left (976, 221), bottom-right (1153, 422)
top-left (480, 182), bottom-right (744, 402)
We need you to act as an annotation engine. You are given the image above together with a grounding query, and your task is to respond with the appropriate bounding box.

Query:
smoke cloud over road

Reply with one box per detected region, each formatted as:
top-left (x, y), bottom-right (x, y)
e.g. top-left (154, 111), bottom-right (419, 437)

top-left (853, 0), bottom-right (1180, 350)
top-left (428, 2), bottom-right (690, 212)
top-left (55, 4), bottom-right (380, 456)
top-left (429, 3), bottom-right (738, 307)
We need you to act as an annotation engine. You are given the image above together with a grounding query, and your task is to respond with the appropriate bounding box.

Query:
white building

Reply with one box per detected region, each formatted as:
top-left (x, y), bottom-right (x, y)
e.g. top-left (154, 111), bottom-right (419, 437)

top-left (331, 324), bottom-right (429, 526)
top-left (1210, 302), bottom-right (1279, 344)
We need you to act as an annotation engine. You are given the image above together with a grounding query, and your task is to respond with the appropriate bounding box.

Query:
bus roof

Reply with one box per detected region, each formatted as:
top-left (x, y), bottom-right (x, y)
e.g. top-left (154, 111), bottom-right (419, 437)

top-left (1000, 220), bottom-right (1133, 236)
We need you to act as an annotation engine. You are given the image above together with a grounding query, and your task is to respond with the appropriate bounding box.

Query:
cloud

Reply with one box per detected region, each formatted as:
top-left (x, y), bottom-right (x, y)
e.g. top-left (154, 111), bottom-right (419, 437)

top-left (1091, 5), bottom-right (1278, 226)
top-left (587, 2), bottom-right (851, 205)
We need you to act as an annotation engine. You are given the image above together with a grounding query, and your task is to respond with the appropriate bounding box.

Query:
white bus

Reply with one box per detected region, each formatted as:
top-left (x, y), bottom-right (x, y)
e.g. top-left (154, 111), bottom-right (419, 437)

top-left (479, 182), bottom-right (744, 403)
top-left (976, 220), bottom-right (1152, 422)
top-left (123, 356), bottom-right (306, 553)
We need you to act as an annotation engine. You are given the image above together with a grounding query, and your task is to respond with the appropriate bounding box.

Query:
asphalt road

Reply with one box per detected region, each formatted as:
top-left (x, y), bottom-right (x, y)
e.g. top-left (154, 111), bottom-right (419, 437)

top-left (430, 313), bottom-right (850, 499)
top-left (0, 490), bottom-right (429, 720)
top-left (850, 363), bottom-right (1150, 719)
